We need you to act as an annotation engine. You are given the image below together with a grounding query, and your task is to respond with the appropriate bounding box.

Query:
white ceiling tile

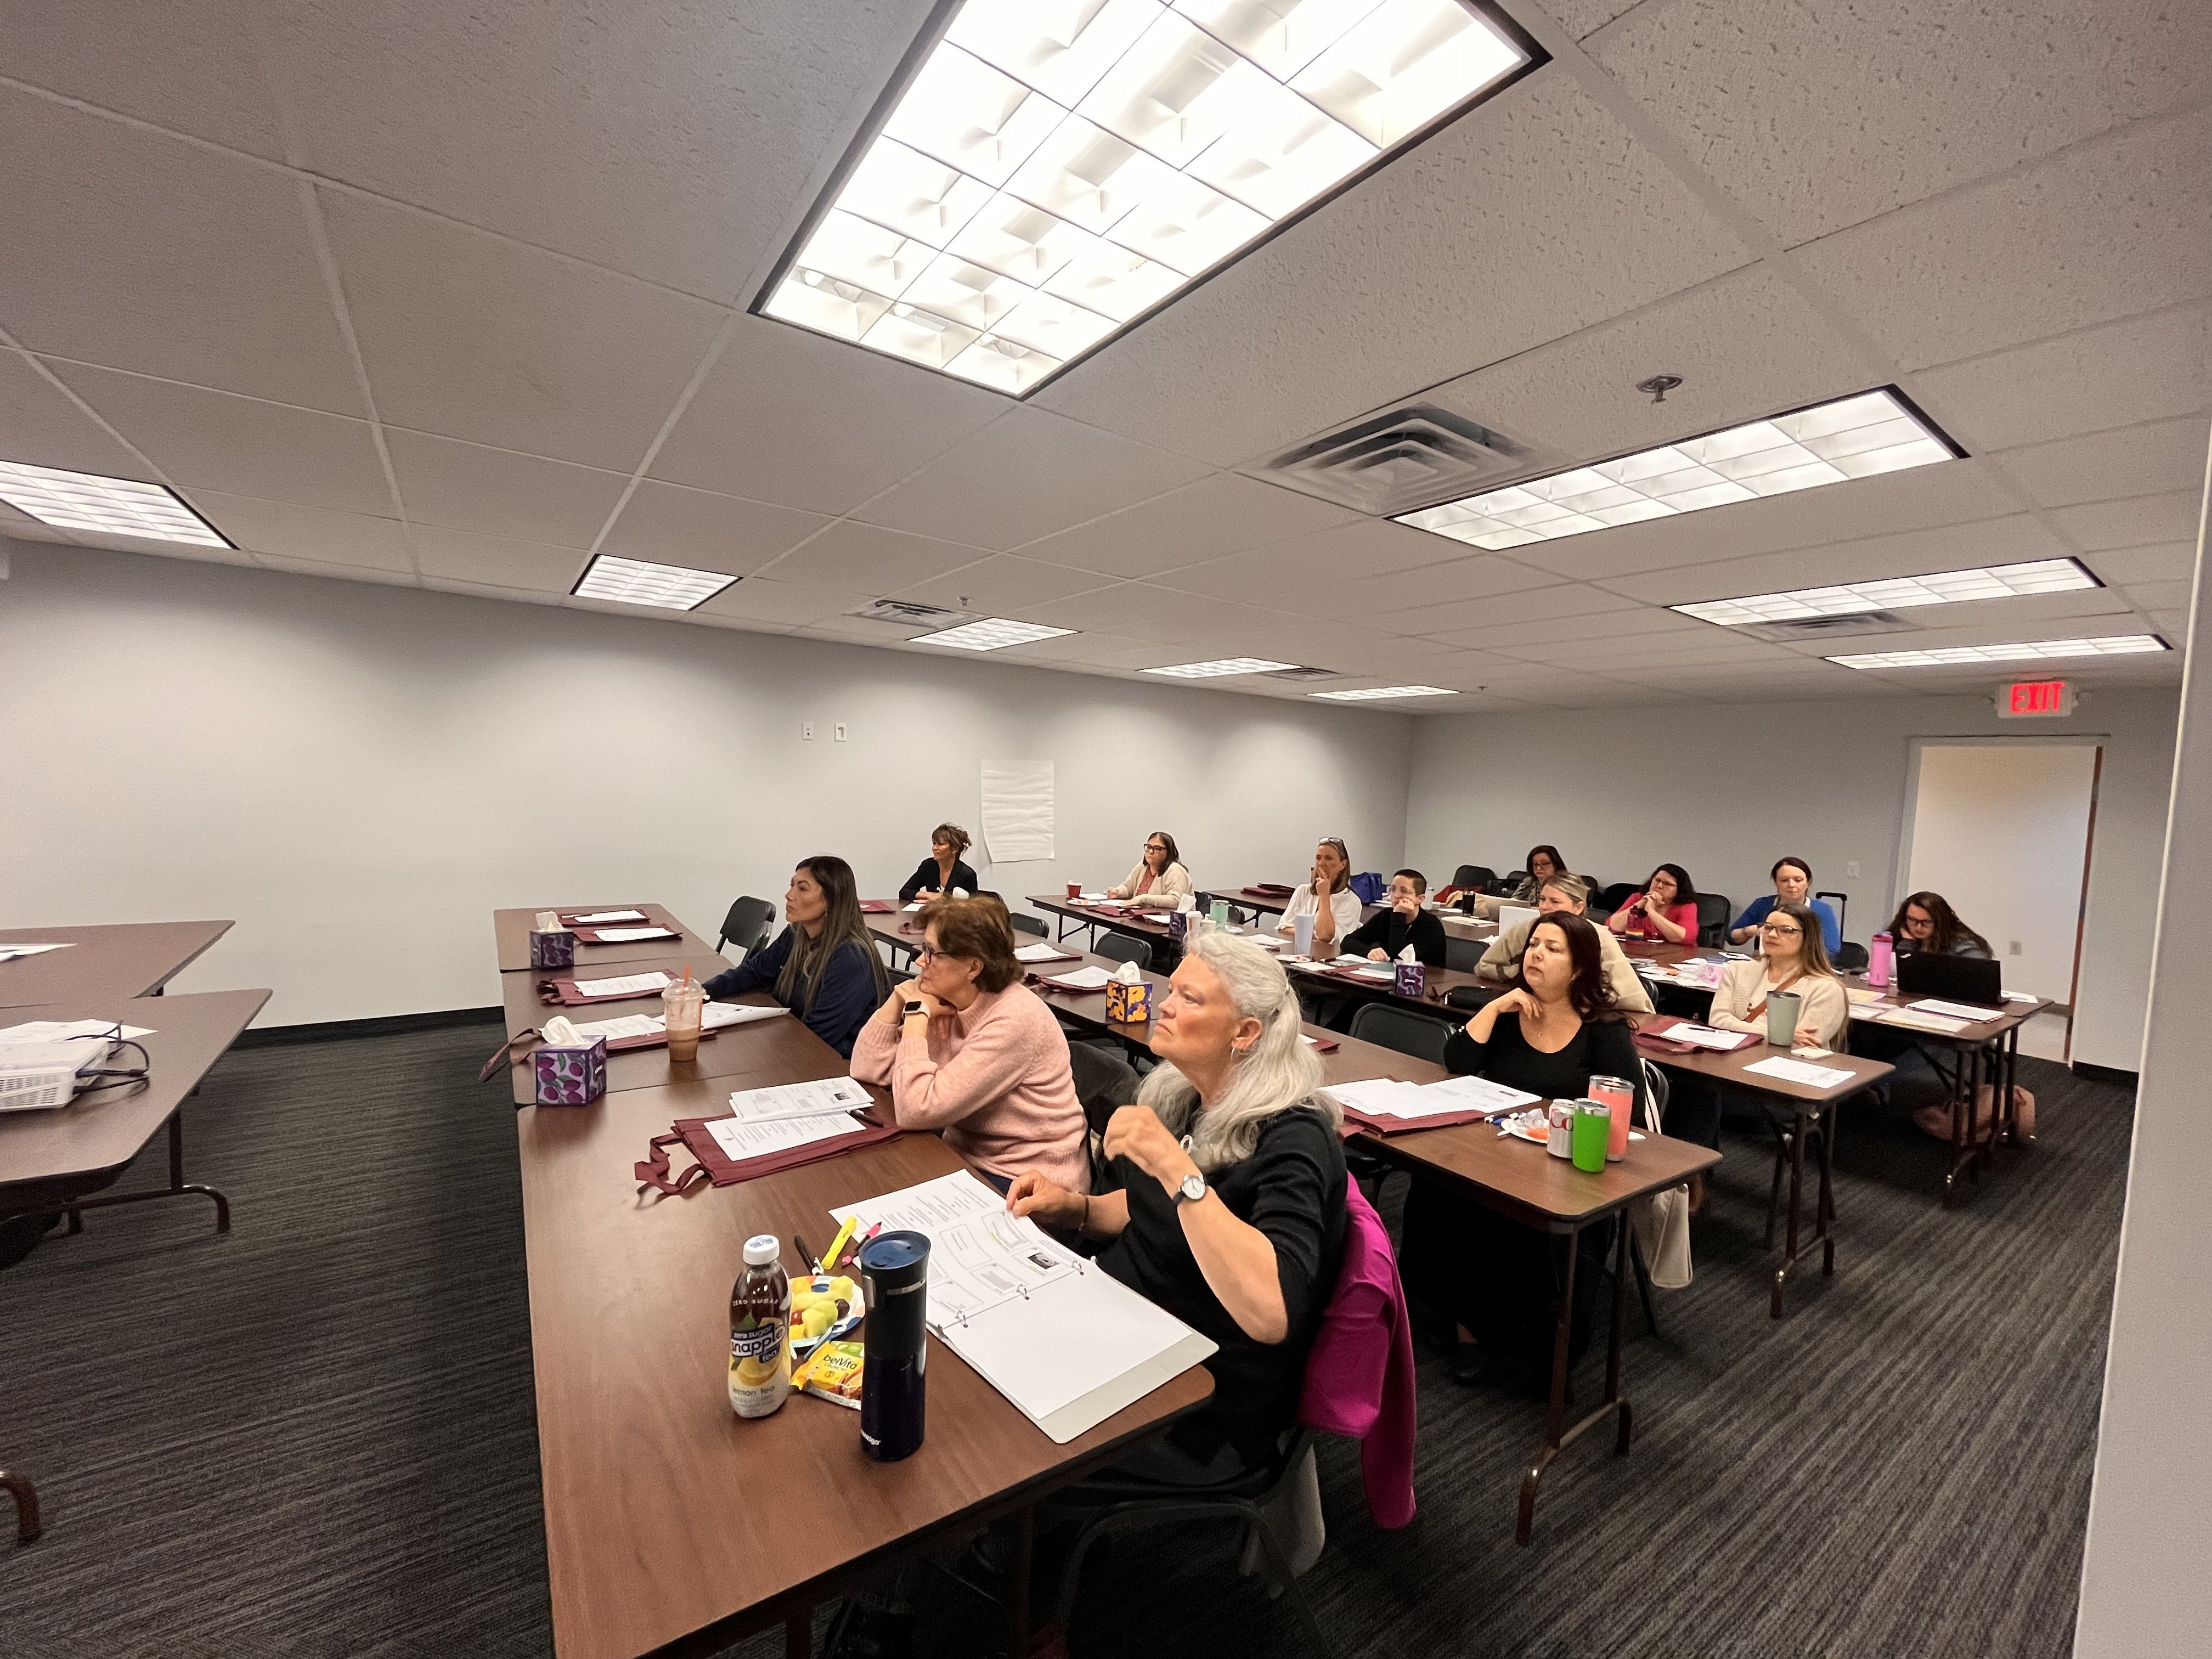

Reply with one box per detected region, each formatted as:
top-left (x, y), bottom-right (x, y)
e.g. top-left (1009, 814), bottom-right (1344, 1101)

top-left (0, 3), bottom-right (293, 160)
top-left (1019, 473), bottom-right (1358, 578)
top-left (1498, 627), bottom-right (1778, 666)
top-left (171, 490), bottom-right (413, 571)
top-left (419, 574), bottom-right (567, 605)
top-left (649, 315), bottom-right (1003, 516)
top-left (261, 0), bottom-right (934, 302)
top-left (1318, 552), bottom-right (1565, 621)
top-left (53, 529), bottom-right (262, 567)
top-left (1375, 582), bottom-right (1647, 638)
top-left (1797, 104), bottom-right (2212, 370)
top-left (1034, 74), bottom-right (1752, 467)
top-left (2147, 610), bottom-right (2190, 636)
top-left (1154, 518), bottom-right (1481, 602)
top-left (412, 524), bottom-right (586, 592)
top-left (596, 479), bottom-right (826, 577)
top-left (854, 407), bottom-right (1211, 550)
top-left (1546, 0), bottom-right (1644, 39)
top-left (1420, 607), bottom-right (1716, 654)
top-left (0, 351), bottom-right (153, 479)
top-left (1426, 266), bottom-right (1875, 460)
top-left (887, 554), bottom-right (1115, 613)
top-left (383, 429), bottom-right (627, 545)
top-left (1909, 303), bottom-right (2211, 453)
top-left (1020, 583), bottom-right (1282, 645)
top-left (2048, 491), bottom-right (2204, 552)
top-left (1987, 415), bottom-right (2211, 510)
top-left (46, 360), bottom-right (393, 516)
top-left (1590, 0), bottom-right (2212, 246)
top-left (320, 190), bottom-right (727, 471)
top-left (694, 575), bottom-right (874, 627)
top-left (0, 86), bottom-right (364, 413)
top-left (755, 518), bottom-right (985, 594)
top-left (2123, 580), bottom-right (2195, 612)
top-left (1595, 514), bottom-right (2072, 605)
top-left (252, 550), bottom-right (419, 586)
top-left (1496, 455), bottom-right (2027, 582)
top-left (2084, 543), bottom-right (2197, 587)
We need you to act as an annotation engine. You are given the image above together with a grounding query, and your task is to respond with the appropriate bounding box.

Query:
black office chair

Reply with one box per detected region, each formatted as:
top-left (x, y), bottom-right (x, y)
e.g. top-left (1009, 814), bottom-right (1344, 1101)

top-left (1094, 932), bottom-right (1153, 972)
top-left (1834, 941), bottom-right (1869, 973)
top-left (1009, 912), bottom-right (1047, 938)
top-left (1596, 882), bottom-right (1639, 914)
top-left (1348, 1001), bottom-right (1452, 1066)
top-left (1067, 1040), bottom-right (1141, 1195)
top-left (716, 895), bottom-right (776, 956)
top-left (1443, 934), bottom-right (1484, 973)
top-left (1449, 864), bottom-right (1496, 892)
top-left (1695, 893), bottom-right (1732, 947)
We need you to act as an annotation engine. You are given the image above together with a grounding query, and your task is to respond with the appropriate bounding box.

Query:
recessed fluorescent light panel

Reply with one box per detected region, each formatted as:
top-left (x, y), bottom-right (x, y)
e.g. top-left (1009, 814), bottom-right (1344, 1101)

top-left (1675, 558), bottom-right (2099, 627)
top-left (909, 617), bottom-right (1076, 650)
top-left (756, 1), bottom-right (1538, 396)
top-left (1310, 684), bottom-right (1457, 700)
top-left (572, 554), bottom-right (738, 610)
top-left (0, 459), bottom-right (229, 547)
top-left (1829, 635), bottom-right (2168, 670)
top-left (1396, 388), bottom-right (1961, 551)
top-left (1142, 657), bottom-right (1301, 677)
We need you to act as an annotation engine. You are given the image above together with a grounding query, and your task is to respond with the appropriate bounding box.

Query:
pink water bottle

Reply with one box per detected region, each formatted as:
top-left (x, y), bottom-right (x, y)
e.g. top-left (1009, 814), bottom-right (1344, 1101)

top-left (1868, 931), bottom-right (1893, 988)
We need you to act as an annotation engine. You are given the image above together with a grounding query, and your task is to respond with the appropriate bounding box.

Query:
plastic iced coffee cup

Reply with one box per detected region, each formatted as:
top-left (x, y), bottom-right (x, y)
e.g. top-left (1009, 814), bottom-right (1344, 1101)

top-left (663, 981), bottom-right (706, 1063)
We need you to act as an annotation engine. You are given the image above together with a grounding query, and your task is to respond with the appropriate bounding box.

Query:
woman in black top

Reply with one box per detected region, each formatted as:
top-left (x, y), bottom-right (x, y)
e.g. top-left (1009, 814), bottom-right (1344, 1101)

top-left (897, 822), bottom-right (979, 904)
top-left (1405, 912), bottom-right (1643, 1391)
top-left (1343, 868), bottom-right (1448, 966)
top-left (1010, 927), bottom-right (1346, 1479)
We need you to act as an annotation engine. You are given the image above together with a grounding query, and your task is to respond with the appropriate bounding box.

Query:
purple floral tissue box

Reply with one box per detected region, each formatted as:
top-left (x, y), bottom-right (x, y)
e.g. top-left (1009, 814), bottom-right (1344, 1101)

top-left (529, 927), bottom-right (576, 969)
top-left (1394, 962), bottom-right (1426, 998)
top-left (533, 1037), bottom-right (606, 1106)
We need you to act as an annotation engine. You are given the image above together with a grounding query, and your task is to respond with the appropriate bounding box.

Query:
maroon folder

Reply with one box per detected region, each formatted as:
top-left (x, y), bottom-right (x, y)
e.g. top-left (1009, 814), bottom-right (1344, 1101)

top-left (635, 1107), bottom-right (901, 1194)
top-left (568, 924), bottom-right (680, 945)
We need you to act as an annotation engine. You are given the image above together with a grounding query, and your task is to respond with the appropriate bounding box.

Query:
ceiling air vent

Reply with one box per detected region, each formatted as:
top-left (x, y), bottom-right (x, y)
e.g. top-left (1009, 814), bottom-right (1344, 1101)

top-left (844, 598), bottom-right (972, 628)
top-left (1261, 405), bottom-right (1533, 517)
top-left (1737, 611), bottom-right (1921, 644)
top-left (1263, 666), bottom-right (1342, 682)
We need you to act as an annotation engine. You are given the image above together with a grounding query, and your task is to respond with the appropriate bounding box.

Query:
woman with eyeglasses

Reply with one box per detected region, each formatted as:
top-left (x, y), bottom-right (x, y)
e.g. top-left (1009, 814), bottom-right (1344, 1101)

top-left (703, 855), bottom-right (887, 1058)
top-left (1475, 873), bottom-right (1652, 1013)
top-left (898, 822), bottom-right (979, 904)
top-left (1469, 844), bottom-right (1568, 918)
top-left (1729, 857), bottom-right (1842, 956)
top-left (1108, 831), bottom-right (1194, 911)
top-left (1607, 862), bottom-right (1699, 945)
top-left (850, 896), bottom-right (1088, 1196)
top-left (1887, 891), bottom-right (1993, 958)
top-left (1275, 837), bottom-right (1362, 954)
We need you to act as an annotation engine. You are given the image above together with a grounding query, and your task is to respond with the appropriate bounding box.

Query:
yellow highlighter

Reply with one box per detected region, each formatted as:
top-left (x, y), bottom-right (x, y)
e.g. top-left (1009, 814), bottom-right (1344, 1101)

top-left (821, 1214), bottom-right (860, 1275)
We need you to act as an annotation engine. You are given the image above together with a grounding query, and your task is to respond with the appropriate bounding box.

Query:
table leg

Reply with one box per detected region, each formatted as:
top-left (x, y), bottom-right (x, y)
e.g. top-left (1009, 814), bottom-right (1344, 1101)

top-left (63, 1110), bottom-right (230, 1235)
top-left (1515, 1220), bottom-right (1636, 1543)
top-left (1942, 1041), bottom-right (1980, 1205)
top-left (1605, 1215), bottom-right (1632, 1457)
top-left (1770, 1105), bottom-right (1809, 1319)
top-left (2, 1468), bottom-right (40, 1544)
top-left (1817, 1107), bottom-right (1838, 1277)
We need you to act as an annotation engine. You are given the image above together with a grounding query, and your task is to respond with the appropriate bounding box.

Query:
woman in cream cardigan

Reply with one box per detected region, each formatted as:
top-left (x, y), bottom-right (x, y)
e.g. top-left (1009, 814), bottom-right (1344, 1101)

top-left (1107, 830), bottom-right (1193, 910)
top-left (1706, 900), bottom-right (1848, 1049)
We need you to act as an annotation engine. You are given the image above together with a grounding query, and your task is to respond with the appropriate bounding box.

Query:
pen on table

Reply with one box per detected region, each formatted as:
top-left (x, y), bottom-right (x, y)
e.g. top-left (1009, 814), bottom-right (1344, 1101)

top-left (793, 1234), bottom-right (819, 1276)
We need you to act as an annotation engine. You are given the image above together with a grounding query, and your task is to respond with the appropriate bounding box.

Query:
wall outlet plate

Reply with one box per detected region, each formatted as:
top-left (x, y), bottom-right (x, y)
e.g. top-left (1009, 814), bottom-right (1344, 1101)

top-left (834, 723), bottom-right (848, 742)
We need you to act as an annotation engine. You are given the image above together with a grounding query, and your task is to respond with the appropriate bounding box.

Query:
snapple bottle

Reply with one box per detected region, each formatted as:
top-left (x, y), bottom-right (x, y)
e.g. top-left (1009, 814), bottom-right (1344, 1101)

top-left (729, 1234), bottom-right (791, 1418)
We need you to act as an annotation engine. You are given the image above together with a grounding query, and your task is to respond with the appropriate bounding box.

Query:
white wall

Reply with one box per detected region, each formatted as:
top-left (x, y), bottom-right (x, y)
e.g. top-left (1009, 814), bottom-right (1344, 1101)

top-left (2073, 445), bottom-right (2208, 1655)
top-left (1904, 741), bottom-right (2099, 1003)
top-left (1405, 685), bottom-right (2180, 1073)
top-left (0, 542), bottom-right (1414, 1026)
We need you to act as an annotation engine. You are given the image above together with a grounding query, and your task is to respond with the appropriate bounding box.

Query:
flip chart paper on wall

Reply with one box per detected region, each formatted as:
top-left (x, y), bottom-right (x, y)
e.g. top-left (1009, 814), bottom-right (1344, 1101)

top-left (980, 759), bottom-right (1054, 863)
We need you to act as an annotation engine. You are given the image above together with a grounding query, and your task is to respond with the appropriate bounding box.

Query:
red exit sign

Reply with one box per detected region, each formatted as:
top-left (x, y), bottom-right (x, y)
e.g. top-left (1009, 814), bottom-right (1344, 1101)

top-left (1999, 678), bottom-right (2075, 717)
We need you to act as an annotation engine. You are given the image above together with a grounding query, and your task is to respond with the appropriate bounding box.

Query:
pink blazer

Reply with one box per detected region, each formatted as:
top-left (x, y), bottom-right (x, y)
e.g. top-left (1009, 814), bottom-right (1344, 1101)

top-left (1297, 1178), bottom-right (1416, 1528)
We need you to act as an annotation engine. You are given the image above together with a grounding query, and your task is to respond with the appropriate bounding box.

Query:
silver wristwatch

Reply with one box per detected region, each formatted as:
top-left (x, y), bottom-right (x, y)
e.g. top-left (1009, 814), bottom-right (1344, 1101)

top-left (1174, 1171), bottom-right (1206, 1205)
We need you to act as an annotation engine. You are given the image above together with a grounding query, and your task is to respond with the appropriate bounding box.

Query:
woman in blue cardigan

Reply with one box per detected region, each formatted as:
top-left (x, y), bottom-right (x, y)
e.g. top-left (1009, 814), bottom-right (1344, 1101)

top-left (1729, 857), bottom-right (1842, 957)
top-left (704, 855), bottom-right (887, 1057)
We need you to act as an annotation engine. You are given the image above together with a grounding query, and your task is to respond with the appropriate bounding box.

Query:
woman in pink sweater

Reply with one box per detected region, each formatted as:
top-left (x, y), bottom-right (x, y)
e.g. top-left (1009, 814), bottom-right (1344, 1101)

top-left (850, 896), bottom-right (1088, 1195)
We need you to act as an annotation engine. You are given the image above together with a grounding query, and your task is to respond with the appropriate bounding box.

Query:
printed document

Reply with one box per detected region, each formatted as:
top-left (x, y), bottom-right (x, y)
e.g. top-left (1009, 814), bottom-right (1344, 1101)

top-left (589, 926), bottom-right (678, 942)
top-left (569, 910), bottom-right (646, 924)
top-left (1744, 1056), bottom-right (1857, 1089)
top-left (705, 1110), bottom-right (862, 1164)
top-left (572, 971), bottom-right (674, 998)
top-left (723, 1076), bottom-right (874, 1125)
top-left (1906, 997), bottom-right (2002, 1022)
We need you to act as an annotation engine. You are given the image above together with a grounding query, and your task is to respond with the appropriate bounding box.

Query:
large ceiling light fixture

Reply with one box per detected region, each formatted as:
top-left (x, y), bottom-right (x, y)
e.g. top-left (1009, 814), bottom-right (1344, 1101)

top-left (1309, 684), bottom-right (1457, 699)
top-left (1828, 635), bottom-right (2168, 670)
top-left (1395, 388), bottom-right (1961, 551)
top-left (1674, 557), bottom-right (2098, 627)
top-left (908, 617), bottom-right (1076, 649)
top-left (0, 459), bottom-right (230, 547)
top-left (756, 1), bottom-right (1539, 396)
top-left (1142, 656), bottom-right (1301, 677)
top-left (572, 555), bottom-right (738, 610)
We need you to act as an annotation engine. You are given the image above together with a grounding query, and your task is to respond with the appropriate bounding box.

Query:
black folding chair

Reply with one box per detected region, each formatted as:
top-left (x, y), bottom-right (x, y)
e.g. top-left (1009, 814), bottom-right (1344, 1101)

top-left (716, 895), bottom-right (776, 956)
top-left (1348, 1000), bottom-right (1452, 1065)
top-left (1009, 912), bottom-right (1047, 938)
top-left (1450, 864), bottom-right (1496, 891)
top-left (1094, 932), bottom-right (1153, 972)
top-left (1695, 893), bottom-right (1732, 947)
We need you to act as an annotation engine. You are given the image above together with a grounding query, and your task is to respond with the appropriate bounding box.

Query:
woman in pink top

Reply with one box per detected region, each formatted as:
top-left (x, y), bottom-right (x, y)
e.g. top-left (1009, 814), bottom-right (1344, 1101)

top-left (1606, 862), bottom-right (1700, 945)
top-left (850, 896), bottom-right (1088, 1196)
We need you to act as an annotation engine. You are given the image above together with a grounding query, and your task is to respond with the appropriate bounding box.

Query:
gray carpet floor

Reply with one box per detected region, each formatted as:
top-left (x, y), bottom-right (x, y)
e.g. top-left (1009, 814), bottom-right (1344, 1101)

top-left (0, 1019), bottom-right (2130, 1658)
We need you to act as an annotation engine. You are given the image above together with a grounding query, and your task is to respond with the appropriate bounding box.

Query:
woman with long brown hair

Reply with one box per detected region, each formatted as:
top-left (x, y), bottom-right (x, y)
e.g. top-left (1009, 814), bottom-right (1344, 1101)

top-left (704, 855), bottom-right (887, 1057)
top-left (1888, 891), bottom-right (1994, 958)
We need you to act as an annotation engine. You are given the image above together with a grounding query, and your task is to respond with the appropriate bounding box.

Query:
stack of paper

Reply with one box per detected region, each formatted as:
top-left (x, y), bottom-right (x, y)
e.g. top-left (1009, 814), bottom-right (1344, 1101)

top-left (1331, 1075), bottom-right (1537, 1121)
top-left (572, 971), bottom-right (675, 998)
top-left (569, 909), bottom-right (647, 924)
top-left (1662, 1023), bottom-right (1755, 1051)
top-left (1013, 943), bottom-right (1079, 963)
top-left (1041, 965), bottom-right (1114, 990)
top-left (724, 1075), bottom-right (874, 1124)
top-left (1906, 997), bottom-right (2002, 1022)
top-left (826, 1171), bottom-right (1214, 1443)
top-left (1878, 1007), bottom-right (1970, 1035)
top-left (0, 1017), bottom-right (155, 1042)
top-left (706, 1111), bottom-right (865, 1163)
top-left (591, 926), bottom-right (676, 942)
top-left (1744, 1056), bottom-right (1857, 1089)
top-left (569, 1003), bottom-right (789, 1043)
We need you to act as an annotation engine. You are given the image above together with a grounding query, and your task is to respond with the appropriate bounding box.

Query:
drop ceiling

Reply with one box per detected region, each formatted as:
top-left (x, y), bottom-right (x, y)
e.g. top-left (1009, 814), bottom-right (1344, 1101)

top-left (0, 0), bottom-right (2203, 713)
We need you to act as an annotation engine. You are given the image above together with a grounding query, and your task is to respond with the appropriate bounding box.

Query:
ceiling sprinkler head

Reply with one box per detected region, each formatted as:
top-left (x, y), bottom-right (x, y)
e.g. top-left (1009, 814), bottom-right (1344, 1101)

top-left (1635, 374), bottom-right (1684, 404)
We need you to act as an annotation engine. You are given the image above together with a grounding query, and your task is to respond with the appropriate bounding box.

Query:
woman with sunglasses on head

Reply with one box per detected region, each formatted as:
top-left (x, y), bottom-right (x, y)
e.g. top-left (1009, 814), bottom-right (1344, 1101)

top-left (1729, 857), bottom-right (1842, 956)
top-left (703, 855), bottom-right (888, 1059)
top-left (1887, 891), bottom-right (1994, 958)
top-left (1275, 837), bottom-right (1362, 955)
top-left (1402, 912), bottom-right (1643, 1391)
top-left (850, 896), bottom-right (1087, 1196)
top-left (1108, 831), bottom-right (1193, 911)
top-left (1607, 862), bottom-right (1699, 945)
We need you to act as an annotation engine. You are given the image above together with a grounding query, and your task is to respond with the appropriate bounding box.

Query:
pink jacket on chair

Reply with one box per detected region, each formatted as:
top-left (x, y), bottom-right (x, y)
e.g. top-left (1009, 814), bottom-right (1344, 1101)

top-left (1298, 1177), bottom-right (1417, 1528)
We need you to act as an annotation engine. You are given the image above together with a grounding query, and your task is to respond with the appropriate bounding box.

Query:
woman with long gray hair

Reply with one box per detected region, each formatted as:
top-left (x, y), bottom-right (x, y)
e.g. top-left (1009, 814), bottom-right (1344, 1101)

top-left (1009, 926), bottom-right (1346, 1480)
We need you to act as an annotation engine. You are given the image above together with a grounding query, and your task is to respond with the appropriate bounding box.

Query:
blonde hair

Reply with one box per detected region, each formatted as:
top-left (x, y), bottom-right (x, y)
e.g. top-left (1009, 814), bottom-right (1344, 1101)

top-left (1136, 925), bottom-right (1337, 1172)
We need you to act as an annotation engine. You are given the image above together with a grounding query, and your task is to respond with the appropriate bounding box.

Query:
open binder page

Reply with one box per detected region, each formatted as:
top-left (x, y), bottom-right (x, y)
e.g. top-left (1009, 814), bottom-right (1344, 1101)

top-left (829, 1170), bottom-right (1214, 1442)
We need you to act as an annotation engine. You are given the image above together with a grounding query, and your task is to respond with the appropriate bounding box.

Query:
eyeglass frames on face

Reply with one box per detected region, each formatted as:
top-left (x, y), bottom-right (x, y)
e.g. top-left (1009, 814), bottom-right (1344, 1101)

top-left (1760, 922), bottom-right (1803, 936)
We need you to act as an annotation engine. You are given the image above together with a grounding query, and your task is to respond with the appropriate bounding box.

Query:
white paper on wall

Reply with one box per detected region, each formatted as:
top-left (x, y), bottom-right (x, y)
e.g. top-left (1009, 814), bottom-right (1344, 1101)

top-left (981, 760), bottom-right (1054, 863)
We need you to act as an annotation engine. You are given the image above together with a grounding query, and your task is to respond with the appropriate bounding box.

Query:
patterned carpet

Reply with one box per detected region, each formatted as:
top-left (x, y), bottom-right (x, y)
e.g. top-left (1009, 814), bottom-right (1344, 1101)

top-left (0, 1019), bottom-right (2130, 1658)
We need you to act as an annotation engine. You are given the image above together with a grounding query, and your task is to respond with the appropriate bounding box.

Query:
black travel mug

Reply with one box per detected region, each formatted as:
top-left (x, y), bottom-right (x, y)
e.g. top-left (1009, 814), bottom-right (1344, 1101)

top-left (858, 1231), bottom-right (930, 1462)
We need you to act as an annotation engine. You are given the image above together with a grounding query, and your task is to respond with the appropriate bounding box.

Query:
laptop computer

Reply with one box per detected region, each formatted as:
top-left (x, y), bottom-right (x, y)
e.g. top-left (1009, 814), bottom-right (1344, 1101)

top-left (1895, 950), bottom-right (2002, 1006)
